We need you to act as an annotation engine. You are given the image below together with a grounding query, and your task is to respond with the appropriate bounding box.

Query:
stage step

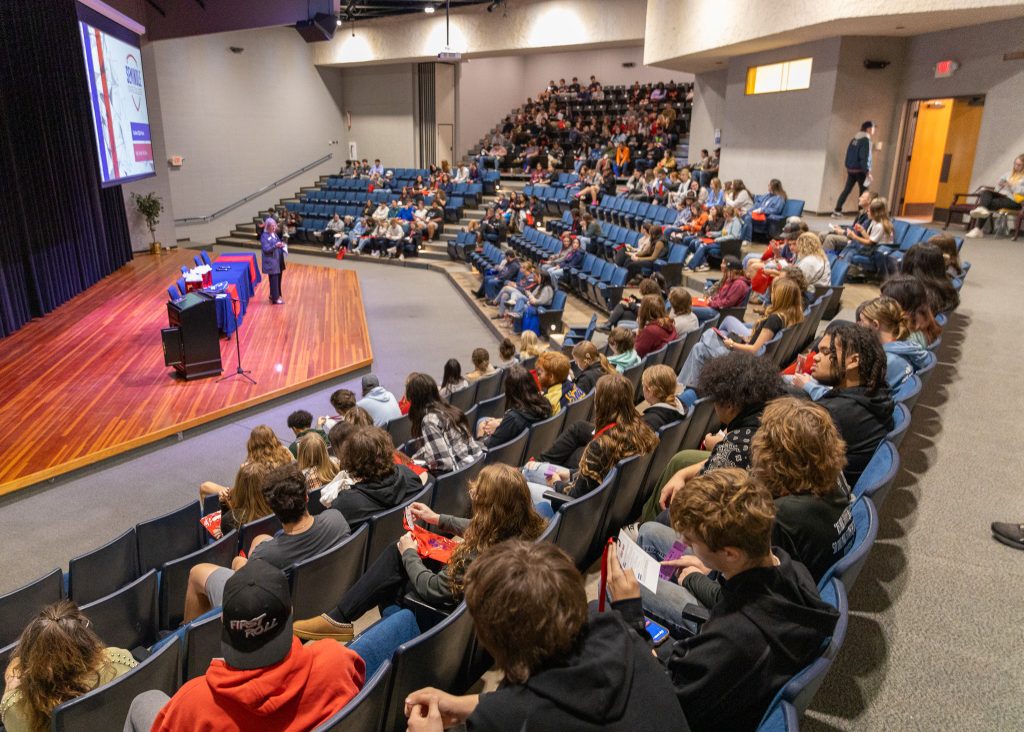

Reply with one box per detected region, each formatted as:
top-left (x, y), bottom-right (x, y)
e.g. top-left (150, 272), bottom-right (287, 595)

top-left (213, 236), bottom-right (450, 263)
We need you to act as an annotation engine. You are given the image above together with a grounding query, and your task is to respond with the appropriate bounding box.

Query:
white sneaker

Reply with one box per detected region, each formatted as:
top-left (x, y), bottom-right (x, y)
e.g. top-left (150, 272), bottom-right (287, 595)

top-left (965, 226), bottom-right (984, 238)
top-left (696, 264), bottom-right (711, 272)
top-left (830, 211), bottom-right (843, 218)
top-left (970, 206), bottom-right (991, 217)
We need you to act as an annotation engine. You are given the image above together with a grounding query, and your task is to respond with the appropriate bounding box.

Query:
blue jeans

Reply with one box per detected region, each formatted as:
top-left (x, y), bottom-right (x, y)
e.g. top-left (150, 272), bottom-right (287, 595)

top-left (692, 306), bottom-right (719, 323)
top-left (687, 242), bottom-right (720, 270)
top-left (676, 317), bottom-right (750, 388)
top-left (349, 607), bottom-right (420, 678)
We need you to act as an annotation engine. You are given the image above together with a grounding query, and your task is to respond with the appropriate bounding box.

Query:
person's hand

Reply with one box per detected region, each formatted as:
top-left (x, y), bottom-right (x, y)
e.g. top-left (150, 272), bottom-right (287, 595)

top-left (407, 696), bottom-right (444, 732)
top-left (397, 532), bottom-right (418, 554)
top-left (854, 223), bottom-right (865, 233)
top-left (317, 416), bottom-right (327, 427)
top-left (4, 656), bottom-right (21, 691)
top-left (659, 471), bottom-right (686, 510)
top-left (703, 430), bottom-right (725, 451)
top-left (409, 502), bottom-right (440, 526)
top-left (546, 467), bottom-right (571, 485)
top-left (405, 688), bottom-right (476, 728)
top-left (723, 338), bottom-right (735, 351)
top-left (606, 546), bottom-right (641, 602)
top-left (791, 372), bottom-right (811, 389)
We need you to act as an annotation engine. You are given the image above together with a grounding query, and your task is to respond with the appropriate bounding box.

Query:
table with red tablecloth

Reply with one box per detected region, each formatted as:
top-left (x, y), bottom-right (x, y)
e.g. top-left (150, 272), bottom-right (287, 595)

top-left (215, 252), bottom-right (261, 286)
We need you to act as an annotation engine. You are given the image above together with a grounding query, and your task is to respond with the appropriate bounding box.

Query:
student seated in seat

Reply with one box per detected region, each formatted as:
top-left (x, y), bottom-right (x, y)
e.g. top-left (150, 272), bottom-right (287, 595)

top-left (293, 465), bottom-right (547, 642)
top-left (199, 424), bottom-right (294, 500)
top-left (1, 601), bottom-right (137, 732)
top-left (607, 469), bottom-right (839, 732)
top-left (128, 561), bottom-right (365, 732)
top-left (403, 541), bottom-right (688, 732)
top-left (183, 463), bottom-right (351, 623)
top-left (330, 427), bottom-right (422, 527)
top-left (477, 366), bottom-right (552, 448)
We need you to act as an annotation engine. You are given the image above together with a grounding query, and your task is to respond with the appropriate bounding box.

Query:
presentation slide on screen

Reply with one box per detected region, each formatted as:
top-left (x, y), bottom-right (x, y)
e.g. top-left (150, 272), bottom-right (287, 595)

top-left (79, 21), bottom-right (155, 186)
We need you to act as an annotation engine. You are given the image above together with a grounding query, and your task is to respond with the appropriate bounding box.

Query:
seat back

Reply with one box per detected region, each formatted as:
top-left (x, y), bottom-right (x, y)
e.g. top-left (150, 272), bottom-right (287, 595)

top-left (780, 577), bottom-right (849, 713)
top-left (289, 524), bottom-right (369, 619)
top-left (621, 360), bottom-right (644, 396)
top-left (136, 501), bottom-right (203, 573)
top-left (159, 531), bottom-right (238, 629)
top-left (50, 637), bottom-right (181, 732)
top-left (366, 484), bottom-right (434, 565)
top-left (893, 373), bottom-right (922, 410)
top-left (382, 604), bottom-right (476, 732)
top-left (680, 397), bottom-right (717, 451)
top-left (431, 454), bottom-right (486, 518)
top-left (886, 403), bottom-right (912, 449)
top-left (641, 418), bottom-right (689, 511)
top-left (474, 393), bottom-right (506, 421)
top-left (537, 512), bottom-right (561, 544)
top-left (446, 380), bottom-right (479, 413)
top-left (183, 610), bottom-right (223, 681)
top-left (483, 428), bottom-right (529, 466)
top-left (314, 661), bottom-right (392, 731)
top-left (68, 528), bottom-right (140, 605)
top-left (386, 413), bottom-right (413, 448)
top-left (674, 326), bottom-right (705, 371)
top-left (820, 497), bottom-right (878, 590)
top-left (522, 411), bottom-right (567, 463)
top-left (600, 453), bottom-right (655, 539)
top-left (238, 513), bottom-right (283, 556)
top-left (0, 568), bottom-right (64, 648)
top-left (474, 370), bottom-right (504, 401)
top-left (853, 440), bottom-right (900, 504)
top-left (80, 570), bottom-right (159, 650)
top-left (562, 389), bottom-right (595, 423)
top-left (554, 468), bottom-right (618, 569)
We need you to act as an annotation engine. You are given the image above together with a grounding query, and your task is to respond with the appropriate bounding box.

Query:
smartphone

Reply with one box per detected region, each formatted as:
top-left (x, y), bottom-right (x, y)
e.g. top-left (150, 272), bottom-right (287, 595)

top-left (645, 616), bottom-right (670, 646)
top-left (711, 327), bottom-right (727, 340)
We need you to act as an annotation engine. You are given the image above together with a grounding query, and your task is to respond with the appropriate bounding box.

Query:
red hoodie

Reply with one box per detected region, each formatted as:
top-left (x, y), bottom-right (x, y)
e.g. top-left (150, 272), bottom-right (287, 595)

top-left (635, 321), bottom-right (676, 358)
top-left (151, 638), bottom-right (364, 732)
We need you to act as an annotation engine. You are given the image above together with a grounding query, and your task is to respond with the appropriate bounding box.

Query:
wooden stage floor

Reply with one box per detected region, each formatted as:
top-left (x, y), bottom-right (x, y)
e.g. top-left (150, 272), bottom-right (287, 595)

top-left (0, 251), bottom-right (372, 496)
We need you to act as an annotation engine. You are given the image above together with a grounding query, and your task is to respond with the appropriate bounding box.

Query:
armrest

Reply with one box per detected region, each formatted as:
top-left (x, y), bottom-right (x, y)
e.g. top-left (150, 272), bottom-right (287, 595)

top-left (681, 602), bottom-right (710, 626)
top-left (543, 489), bottom-right (573, 508)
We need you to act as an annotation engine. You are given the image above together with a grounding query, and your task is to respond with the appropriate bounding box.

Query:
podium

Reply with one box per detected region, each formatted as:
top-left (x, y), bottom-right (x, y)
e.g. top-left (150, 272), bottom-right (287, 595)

top-left (162, 291), bottom-right (223, 379)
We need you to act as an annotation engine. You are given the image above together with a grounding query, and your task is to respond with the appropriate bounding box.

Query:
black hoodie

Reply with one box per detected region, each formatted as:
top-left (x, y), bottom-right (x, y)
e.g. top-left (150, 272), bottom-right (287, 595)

top-left (467, 610), bottom-right (689, 732)
top-left (330, 464), bottom-right (422, 527)
top-left (615, 549), bottom-right (839, 732)
top-left (819, 385), bottom-right (894, 485)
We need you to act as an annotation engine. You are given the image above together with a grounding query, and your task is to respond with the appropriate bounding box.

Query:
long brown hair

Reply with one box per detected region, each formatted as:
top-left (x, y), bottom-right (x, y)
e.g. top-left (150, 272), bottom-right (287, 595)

top-left (581, 374), bottom-right (658, 485)
top-left (245, 425), bottom-right (293, 469)
top-left (448, 464), bottom-right (547, 598)
top-left (296, 432), bottom-right (338, 486)
top-left (637, 295), bottom-right (674, 331)
top-left (12, 601), bottom-right (111, 731)
top-left (760, 277), bottom-right (804, 330)
top-left (226, 462), bottom-right (272, 526)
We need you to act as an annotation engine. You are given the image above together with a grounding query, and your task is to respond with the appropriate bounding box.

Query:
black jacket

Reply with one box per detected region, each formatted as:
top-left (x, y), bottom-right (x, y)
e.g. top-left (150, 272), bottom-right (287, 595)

top-left (774, 477), bottom-right (855, 582)
top-left (484, 407), bottom-right (548, 449)
top-left (573, 363), bottom-right (607, 395)
top-left (616, 549), bottom-right (839, 732)
top-left (330, 464), bottom-right (422, 526)
top-left (467, 610), bottom-right (689, 732)
top-left (819, 385), bottom-right (893, 485)
top-left (641, 402), bottom-right (687, 432)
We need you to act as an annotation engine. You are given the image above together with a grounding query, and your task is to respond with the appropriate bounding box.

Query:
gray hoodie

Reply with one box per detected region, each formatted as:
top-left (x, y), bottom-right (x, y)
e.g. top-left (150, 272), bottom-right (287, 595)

top-left (356, 386), bottom-right (402, 427)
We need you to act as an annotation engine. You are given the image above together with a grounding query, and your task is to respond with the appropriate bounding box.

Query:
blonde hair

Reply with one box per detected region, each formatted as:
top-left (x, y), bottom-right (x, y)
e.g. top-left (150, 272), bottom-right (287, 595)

top-left (296, 432), bottom-right (338, 486)
top-left (519, 330), bottom-right (546, 357)
top-left (868, 198), bottom-right (894, 237)
top-left (641, 364), bottom-right (678, 404)
top-left (571, 341), bottom-right (614, 375)
top-left (245, 425), bottom-right (294, 470)
top-left (764, 277), bottom-right (804, 328)
top-left (794, 232), bottom-right (826, 260)
top-left (227, 462), bottom-right (272, 526)
top-left (857, 296), bottom-right (910, 341)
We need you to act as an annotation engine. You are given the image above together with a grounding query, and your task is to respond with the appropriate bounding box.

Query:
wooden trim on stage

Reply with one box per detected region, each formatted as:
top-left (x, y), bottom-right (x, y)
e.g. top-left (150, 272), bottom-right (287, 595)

top-left (0, 252), bottom-right (373, 496)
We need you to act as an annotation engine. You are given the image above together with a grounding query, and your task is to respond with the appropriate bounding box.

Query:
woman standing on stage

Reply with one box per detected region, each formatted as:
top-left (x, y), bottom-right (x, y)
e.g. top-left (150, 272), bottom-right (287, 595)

top-left (260, 216), bottom-right (286, 304)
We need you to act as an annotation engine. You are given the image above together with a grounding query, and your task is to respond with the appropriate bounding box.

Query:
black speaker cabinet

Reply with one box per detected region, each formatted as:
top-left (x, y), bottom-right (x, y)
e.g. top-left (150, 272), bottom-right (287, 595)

top-left (164, 291), bottom-right (222, 379)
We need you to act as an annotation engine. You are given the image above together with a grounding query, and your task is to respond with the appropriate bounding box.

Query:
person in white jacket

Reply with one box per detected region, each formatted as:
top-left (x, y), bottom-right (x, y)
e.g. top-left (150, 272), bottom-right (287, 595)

top-left (355, 374), bottom-right (401, 427)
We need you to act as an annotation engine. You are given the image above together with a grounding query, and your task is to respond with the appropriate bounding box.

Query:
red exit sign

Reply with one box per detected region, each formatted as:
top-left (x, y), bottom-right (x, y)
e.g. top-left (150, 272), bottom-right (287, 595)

top-left (935, 59), bottom-right (960, 78)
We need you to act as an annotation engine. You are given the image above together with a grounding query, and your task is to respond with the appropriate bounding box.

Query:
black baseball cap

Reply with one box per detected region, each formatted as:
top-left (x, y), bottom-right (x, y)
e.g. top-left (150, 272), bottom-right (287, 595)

top-left (221, 560), bottom-right (294, 670)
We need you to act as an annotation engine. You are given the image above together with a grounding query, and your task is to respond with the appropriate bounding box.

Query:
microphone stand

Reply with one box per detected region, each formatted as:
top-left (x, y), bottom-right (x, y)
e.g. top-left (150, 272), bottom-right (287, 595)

top-left (217, 296), bottom-right (257, 384)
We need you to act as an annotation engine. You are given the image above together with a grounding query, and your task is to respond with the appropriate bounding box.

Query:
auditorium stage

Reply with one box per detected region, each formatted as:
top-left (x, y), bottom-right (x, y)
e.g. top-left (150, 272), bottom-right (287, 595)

top-left (0, 251), bottom-right (372, 496)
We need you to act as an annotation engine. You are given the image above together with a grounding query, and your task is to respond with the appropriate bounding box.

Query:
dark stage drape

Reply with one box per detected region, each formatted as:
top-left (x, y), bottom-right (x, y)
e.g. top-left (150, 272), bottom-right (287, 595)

top-left (0, 0), bottom-right (134, 339)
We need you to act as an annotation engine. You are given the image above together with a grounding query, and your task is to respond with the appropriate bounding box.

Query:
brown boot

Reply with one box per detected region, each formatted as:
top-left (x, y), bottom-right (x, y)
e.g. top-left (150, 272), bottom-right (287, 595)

top-left (293, 614), bottom-right (354, 642)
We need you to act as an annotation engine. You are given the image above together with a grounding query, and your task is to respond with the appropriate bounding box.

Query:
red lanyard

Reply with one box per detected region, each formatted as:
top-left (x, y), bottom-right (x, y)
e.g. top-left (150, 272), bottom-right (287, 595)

top-left (594, 422), bottom-right (617, 438)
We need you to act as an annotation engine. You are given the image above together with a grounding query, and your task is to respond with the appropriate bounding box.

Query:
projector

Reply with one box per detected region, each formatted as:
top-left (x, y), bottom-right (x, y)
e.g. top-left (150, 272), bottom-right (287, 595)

top-left (437, 51), bottom-right (462, 62)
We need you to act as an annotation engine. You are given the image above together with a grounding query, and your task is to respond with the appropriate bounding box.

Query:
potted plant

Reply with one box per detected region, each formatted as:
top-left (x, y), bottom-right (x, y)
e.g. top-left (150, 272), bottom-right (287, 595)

top-left (131, 191), bottom-right (164, 255)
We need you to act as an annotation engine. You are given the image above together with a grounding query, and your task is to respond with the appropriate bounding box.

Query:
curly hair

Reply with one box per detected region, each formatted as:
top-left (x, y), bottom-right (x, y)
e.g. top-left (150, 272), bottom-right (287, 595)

top-left (245, 425), bottom-right (294, 470)
top-left (340, 426), bottom-right (396, 484)
top-left (11, 600), bottom-right (111, 731)
top-left (751, 397), bottom-right (847, 498)
top-left (669, 468), bottom-right (775, 558)
top-left (261, 462), bottom-right (309, 524)
top-left (697, 352), bottom-right (785, 411)
top-left (286, 410), bottom-right (313, 430)
top-left (823, 322), bottom-right (888, 395)
top-left (464, 540), bottom-right (586, 685)
top-left (578, 374), bottom-right (658, 486)
top-left (448, 465), bottom-right (547, 599)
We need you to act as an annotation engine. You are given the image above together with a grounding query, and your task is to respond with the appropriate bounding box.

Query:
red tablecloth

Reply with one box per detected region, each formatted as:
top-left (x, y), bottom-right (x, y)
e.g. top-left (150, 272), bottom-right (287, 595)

top-left (215, 253), bottom-right (261, 285)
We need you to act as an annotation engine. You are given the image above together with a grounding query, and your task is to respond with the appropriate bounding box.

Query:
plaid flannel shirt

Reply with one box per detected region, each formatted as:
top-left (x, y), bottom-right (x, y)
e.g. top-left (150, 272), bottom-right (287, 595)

top-left (413, 412), bottom-right (483, 474)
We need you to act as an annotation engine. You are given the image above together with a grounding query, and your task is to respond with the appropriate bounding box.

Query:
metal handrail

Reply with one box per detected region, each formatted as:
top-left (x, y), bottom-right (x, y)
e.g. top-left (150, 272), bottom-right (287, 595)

top-left (174, 153), bottom-right (333, 225)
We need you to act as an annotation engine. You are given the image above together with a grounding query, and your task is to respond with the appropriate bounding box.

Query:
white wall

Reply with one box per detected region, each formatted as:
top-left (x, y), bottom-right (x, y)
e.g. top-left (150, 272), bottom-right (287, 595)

top-left (339, 63), bottom-right (417, 168)
top-left (719, 38), bottom-right (841, 209)
top-left (454, 45), bottom-right (693, 158)
top-left (151, 26), bottom-right (346, 244)
top-left (899, 17), bottom-right (1024, 193)
top-left (688, 69), bottom-right (727, 165)
top-left (121, 42), bottom-right (176, 251)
